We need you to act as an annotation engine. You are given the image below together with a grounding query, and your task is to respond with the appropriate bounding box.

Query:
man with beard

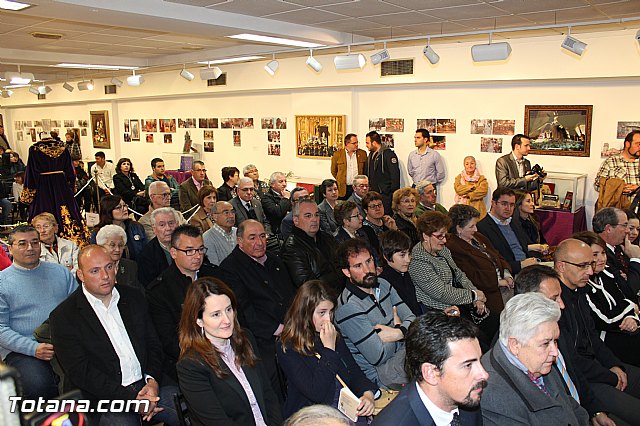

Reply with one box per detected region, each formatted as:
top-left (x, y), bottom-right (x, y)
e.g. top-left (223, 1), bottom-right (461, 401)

top-left (480, 292), bottom-right (588, 424)
top-left (334, 238), bottom-right (415, 389)
top-left (373, 311), bottom-right (487, 426)
top-left (595, 130), bottom-right (640, 203)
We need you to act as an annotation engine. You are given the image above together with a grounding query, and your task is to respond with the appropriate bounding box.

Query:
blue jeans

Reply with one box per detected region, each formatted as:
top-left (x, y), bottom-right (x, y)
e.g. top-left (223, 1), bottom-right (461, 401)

top-left (96, 382), bottom-right (179, 426)
top-left (4, 352), bottom-right (58, 399)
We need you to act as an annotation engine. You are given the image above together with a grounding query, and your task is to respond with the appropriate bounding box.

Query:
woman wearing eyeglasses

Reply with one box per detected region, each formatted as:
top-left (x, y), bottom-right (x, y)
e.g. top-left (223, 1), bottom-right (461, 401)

top-left (95, 224), bottom-right (142, 291)
top-left (573, 231), bottom-right (640, 367)
top-left (333, 200), bottom-right (378, 250)
top-left (90, 195), bottom-right (147, 260)
top-left (391, 187), bottom-right (420, 248)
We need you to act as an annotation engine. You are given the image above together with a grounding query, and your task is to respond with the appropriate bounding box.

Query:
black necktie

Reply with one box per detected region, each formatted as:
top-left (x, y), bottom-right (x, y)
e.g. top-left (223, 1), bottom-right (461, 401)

top-left (450, 412), bottom-right (461, 426)
top-left (615, 246), bottom-right (630, 276)
top-left (246, 203), bottom-right (257, 220)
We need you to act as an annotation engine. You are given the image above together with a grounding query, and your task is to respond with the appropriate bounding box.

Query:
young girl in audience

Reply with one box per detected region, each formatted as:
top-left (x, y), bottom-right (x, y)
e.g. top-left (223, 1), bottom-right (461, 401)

top-left (277, 280), bottom-right (377, 422)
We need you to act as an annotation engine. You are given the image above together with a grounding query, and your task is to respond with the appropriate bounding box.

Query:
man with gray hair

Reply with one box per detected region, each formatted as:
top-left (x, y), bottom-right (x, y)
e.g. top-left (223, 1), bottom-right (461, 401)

top-left (243, 164), bottom-right (269, 198)
top-left (593, 206), bottom-right (640, 298)
top-left (415, 180), bottom-right (447, 217)
top-left (481, 293), bottom-right (589, 424)
top-left (137, 207), bottom-right (180, 287)
top-left (262, 171), bottom-right (292, 236)
top-left (139, 181), bottom-right (185, 241)
top-left (230, 177), bottom-right (269, 231)
top-left (347, 174), bottom-right (369, 217)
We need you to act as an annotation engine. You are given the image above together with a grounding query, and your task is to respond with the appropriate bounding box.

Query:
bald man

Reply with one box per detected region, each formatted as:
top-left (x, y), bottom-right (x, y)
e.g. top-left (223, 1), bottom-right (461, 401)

top-left (50, 245), bottom-right (178, 425)
top-left (555, 239), bottom-right (640, 425)
top-left (202, 201), bottom-right (237, 266)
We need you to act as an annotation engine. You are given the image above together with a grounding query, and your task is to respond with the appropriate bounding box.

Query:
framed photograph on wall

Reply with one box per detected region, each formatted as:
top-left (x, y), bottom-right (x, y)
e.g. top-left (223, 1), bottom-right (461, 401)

top-left (130, 119), bottom-right (140, 141)
top-left (90, 110), bottom-right (110, 149)
top-left (524, 105), bottom-right (592, 157)
top-left (295, 115), bottom-right (346, 158)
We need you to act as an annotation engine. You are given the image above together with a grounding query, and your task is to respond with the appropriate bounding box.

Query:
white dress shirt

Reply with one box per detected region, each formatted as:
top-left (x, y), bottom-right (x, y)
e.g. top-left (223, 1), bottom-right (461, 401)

top-left (415, 382), bottom-right (460, 426)
top-left (345, 150), bottom-right (359, 187)
top-left (91, 161), bottom-right (115, 190)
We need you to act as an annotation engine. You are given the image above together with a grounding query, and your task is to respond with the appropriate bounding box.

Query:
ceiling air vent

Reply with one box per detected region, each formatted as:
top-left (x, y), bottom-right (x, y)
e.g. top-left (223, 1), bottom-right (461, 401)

top-left (37, 93), bottom-right (46, 100)
top-left (207, 73), bottom-right (227, 86)
top-left (381, 59), bottom-right (413, 76)
top-left (31, 32), bottom-right (63, 40)
top-left (104, 84), bottom-right (117, 95)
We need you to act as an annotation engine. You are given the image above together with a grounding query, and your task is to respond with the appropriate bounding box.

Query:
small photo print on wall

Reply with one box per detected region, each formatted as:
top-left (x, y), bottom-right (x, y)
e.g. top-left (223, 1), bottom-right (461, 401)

top-left (160, 119), bottom-right (176, 133)
top-left (268, 144), bottom-right (281, 156)
top-left (81, 128), bottom-right (88, 136)
top-left (124, 133), bottom-right (131, 142)
top-left (178, 118), bottom-right (197, 128)
top-left (261, 118), bottom-right (274, 129)
top-left (164, 134), bottom-right (172, 144)
top-left (601, 142), bottom-right (623, 158)
top-left (492, 119), bottom-right (515, 135)
top-left (24, 121), bottom-right (32, 128)
top-left (617, 121), bottom-right (640, 139)
top-left (146, 134), bottom-right (154, 143)
top-left (268, 131), bottom-right (280, 143)
top-left (480, 137), bottom-right (502, 153)
top-left (435, 119), bottom-right (456, 134)
top-left (233, 130), bottom-right (241, 146)
top-left (221, 118), bottom-right (254, 129)
top-left (384, 118), bottom-right (404, 133)
top-left (124, 119), bottom-right (130, 133)
top-left (417, 119), bottom-right (436, 134)
top-left (64, 120), bottom-right (74, 128)
top-left (381, 134), bottom-right (395, 149)
top-left (131, 120), bottom-right (140, 141)
top-left (471, 119), bottom-right (493, 135)
top-left (204, 130), bottom-right (214, 141)
top-left (369, 118), bottom-right (385, 131)
top-left (276, 117), bottom-right (286, 129)
top-left (431, 135), bottom-right (446, 150)
top-left (142, 119), bottom-right (158, 132)
top-left (14, 121), bottom-right (23, 131)
top-left (78, 120), bottom-right (88, 127)
top-left (16, 131), bottom-right (22, 141)
top-left (204, 141), bottom-right (214, 152)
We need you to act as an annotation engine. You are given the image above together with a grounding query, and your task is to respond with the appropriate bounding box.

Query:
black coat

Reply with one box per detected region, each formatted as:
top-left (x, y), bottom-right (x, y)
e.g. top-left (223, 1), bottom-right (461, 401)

top-left (261, 189), bottom-right (291, 235)
top-left (116, 258), bottom-right (143, 291)
top-left (147, 262), bottom-right (217, 383)
top-left (113, 172), bottom-right (145, 206)
top-left (137, 237), bottom-right (171, 287)
top-left (393, 213), bottom-right (420, 248)
top-left (379, 265), bottom-right (421, 316)
top-left (49, 285), bottom-right (162, 403)
top-left (605, 245), bottom-right (640, 299)
top-left (217, 183), bottom-right (236, 202)
top-left (476, 214), bottom-right (531, 274)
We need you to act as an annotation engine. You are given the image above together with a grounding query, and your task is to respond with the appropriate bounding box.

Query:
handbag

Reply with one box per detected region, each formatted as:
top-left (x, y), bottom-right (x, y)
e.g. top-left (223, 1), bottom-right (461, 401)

top-left (440, 254), bottom-right (490, 324)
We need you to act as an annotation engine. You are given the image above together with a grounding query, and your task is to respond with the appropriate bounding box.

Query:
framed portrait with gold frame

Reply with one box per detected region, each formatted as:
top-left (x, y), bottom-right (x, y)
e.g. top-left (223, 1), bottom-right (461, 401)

top-left (524, 105), bottom-right (592, 157)
top-left (295, 115), bottom-right (346, 158)
top-left (90, 110), bottom-right (110, 149)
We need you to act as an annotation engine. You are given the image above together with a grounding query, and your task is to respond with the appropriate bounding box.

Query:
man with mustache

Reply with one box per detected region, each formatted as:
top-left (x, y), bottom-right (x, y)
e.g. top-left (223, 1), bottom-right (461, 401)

top-left (335, 238), bottom-right (415, 389)
top-left (374, 311), bottom-right (487, 425)
top-left (595, 130), bottom-right (640, 204)
top-left (480, 292), bottom-right (589, 425)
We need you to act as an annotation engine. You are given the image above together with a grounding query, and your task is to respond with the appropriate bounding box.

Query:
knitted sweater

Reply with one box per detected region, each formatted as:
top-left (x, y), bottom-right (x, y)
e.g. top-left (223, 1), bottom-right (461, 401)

top-left (0, 262), bottom-right (77, 359)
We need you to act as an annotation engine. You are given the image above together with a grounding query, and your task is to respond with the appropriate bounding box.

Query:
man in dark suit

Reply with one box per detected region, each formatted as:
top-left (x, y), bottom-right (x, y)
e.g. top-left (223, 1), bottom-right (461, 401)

top-left (330, 133), bottom-right (367, 200)
top-left (178, 160), bottom-right (211, 213)
top-left (495, 134), bottom-right (541, 190)
top-left (50, 245), bottom-right (178, 426)
top-left (373, 312), bottom-right (485, 426)
top-left (593, 207), bottom-right (640, 299)
top-left (261, 171), bottom-right (292, 236)
top-left (230, 177), bottom-right (270, 232)
top-left (137, 207), bottom-right (179, 287)
top-left (476, 187), bottom-right (538, 274)
top-left (366, 131), bottom-right (400, 215)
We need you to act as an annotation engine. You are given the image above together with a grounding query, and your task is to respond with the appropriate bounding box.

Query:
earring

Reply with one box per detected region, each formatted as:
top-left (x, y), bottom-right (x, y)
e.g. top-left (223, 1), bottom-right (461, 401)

top-left (200, 326), bottom-right (205, 337)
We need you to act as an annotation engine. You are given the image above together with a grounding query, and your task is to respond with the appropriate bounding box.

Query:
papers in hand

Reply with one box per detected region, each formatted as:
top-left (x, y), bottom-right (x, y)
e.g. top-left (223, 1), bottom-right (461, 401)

top-left (338, 387), bottom-right (360, 422)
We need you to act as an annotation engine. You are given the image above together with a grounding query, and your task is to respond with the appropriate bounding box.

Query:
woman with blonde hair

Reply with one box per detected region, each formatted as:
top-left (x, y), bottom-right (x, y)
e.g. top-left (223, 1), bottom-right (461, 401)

top-left (453, 156), bottom-right (488, 219)
top-left (392, 187), bottom-right (420, 247)
top-left (177, 277), bottom-right (282, 426)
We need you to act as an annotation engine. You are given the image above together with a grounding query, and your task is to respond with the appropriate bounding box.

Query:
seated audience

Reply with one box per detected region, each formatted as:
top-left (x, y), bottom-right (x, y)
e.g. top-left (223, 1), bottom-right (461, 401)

top-left (217, 166), bottom-right (240, 201)
top-left (453, 155), bottom-right (488, 219)
top-left (335, 239), bottom-right (415, 388)
top-left (32, 212), bottom-right (79, 273)
top-left (379, 230), bottom-right (421, 316)
top-left (95, 224), bottom-right (141, 290)
top-left (144, 157), bottom-right (179, 208)
top-left (13, 171), bottom-right (28, 221)
top-left (50, 245), bottom-right (178, 426)
top-left (391, 187), bottom-right (420, 247)
top-left (203, 201), bottom-right (237, 266)
top-left (480, 293), bottom-right (589, 424)
top-left (6, 150), bottom-right (25, 177)
top-left (347, 175), bottom-right (369, 217)
top-left (0, 225), bottom-right (76, 399)
top-left (187, 185), bottom-right (217, 233)
top-left (112, 157), bottom-right (145, 208)
top-left (280, 187), bottom-right (310, 241)
top-left (476, 187), bottom-right (538, 274)
top-left (179, 160), bottom-right (211, 213)
top-left (317, 178), bottom-right (339, 234)
top-left (243, 163), bottom-right (269, 198)
top-left (626, 209), bottom-right (640, 245)
top-left (176, 277), bottom-right (282, 425)
top-left (137, 207), bottom-right (179, 287)
top-left (90, 195), bottom-right (146, 260)
top-left (362, 191), bottom-right (397, 236)
top-left (262, 171), bottom-right (292, 237)
top-left (573, 231), bottom-right (640, 367)
top-left (140, 181), bottom-right (186, 241)
top-left (414, 180), bottom-right (447, 217)
top-left (215, 219), bottom-right (296, 401)
top-left (231, 177), bottom-right (270, 232)
top-left (333, 200), bottom-right (377, 248)
top-left (373, 312), bottom-right (486, 425)
top-left (447, 204), bottom-right (513, 313)
top-left (513, 190), bottom-right (548, 255)
top-left (281, 198), bottom-right (341, 290)
top-left (277, 280), bottom-right (376, 420)
top-left (147, 225), bottom-right (216, 384)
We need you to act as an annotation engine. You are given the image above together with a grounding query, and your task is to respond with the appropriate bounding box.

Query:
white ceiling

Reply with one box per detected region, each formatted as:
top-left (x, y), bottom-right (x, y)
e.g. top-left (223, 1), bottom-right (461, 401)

top-left (1, 0), bottom-right (639, 83)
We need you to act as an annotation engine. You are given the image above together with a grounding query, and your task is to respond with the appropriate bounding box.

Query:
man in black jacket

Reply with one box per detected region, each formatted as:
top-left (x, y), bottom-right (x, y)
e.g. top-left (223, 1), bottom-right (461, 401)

top-left (366, 131), bottom-right (400, 215)
top-left (137, 207), bottom-right (179, 287)
top-left (281, 198), bottom-right (341, 291)
top-left (147, 224), bottom-right (216, 384)
top-left (215, 219), bottom-right (296, 401)
top-left (261, 171), bottom-right (291, 237)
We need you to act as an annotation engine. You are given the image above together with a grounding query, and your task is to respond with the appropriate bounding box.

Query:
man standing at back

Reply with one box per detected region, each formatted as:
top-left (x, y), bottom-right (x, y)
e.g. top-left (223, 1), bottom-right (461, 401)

top-left (144, 157), bottom-right (179, 205)
top-left (408, 129), bottom-right (445, 188)
top-left (331, 133), bottom-right (367, 200)
top-left (366, 131), bottom-right (400, 215)
top-left (495, 134), bottom-right (541, 190)
top-left (91, 151), bottom-right (115, 200)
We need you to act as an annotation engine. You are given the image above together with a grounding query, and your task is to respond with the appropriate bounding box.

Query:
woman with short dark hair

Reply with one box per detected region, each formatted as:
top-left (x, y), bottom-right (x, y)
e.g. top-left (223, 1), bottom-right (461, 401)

top-left (318, 178), bottom-right (339, 234)
top-left (218, 166), bottom-right (240, 201)
top-left (112, 157), bottom-right (145, 207)
top-left (90, 195), bottom-right (146, 260)
top-left (188, 186), bottom-right (217, 233)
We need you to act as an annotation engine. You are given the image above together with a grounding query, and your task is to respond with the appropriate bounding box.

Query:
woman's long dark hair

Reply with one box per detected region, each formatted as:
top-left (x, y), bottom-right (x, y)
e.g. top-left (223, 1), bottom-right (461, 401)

top-left (96, 195), bottom-right (126, 229)
top-left (179, 277), bottom-right (256, 378)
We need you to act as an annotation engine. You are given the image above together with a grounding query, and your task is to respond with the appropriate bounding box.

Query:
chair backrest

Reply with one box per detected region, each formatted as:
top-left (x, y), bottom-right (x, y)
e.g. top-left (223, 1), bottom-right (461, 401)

top-left (173, 391), bottom-right (191, 426)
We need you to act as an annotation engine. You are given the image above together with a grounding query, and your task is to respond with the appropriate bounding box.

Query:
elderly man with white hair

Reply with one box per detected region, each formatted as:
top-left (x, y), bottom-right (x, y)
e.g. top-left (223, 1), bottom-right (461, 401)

top-left (480, 292), bottom-right (589, 425)
top-left (137, 207), bottom-right (180, 287)
top-left (139, 181), bottom-right (185, 241)
top-left (95, 224), bottom-right (141, 290)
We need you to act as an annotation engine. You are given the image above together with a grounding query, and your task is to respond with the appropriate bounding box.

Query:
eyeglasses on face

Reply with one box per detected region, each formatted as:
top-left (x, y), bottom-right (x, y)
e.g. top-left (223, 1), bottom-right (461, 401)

top-left (431, 233), bottom-right (446, 240)
top-left (349, 213), bottom-right (362, 220)
top-left (239, 187), bottom-right (255, 192)
top-left (152, 192), bottom-right (171, 198)
top-left (114, 204), bottom-right (128, 211)
top-left (562, 260), bottom-right (596, 270)
top-left (173, 246), bottom-right (208, 256)
top-left (14, 239), bottom-right (40, 249)
top-left (367, 203), bottom-right (383, 209)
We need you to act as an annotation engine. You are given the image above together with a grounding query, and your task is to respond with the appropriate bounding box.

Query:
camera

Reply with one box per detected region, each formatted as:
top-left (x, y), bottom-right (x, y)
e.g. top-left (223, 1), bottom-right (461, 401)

top-left (531, 164), bottom-right (547, 179)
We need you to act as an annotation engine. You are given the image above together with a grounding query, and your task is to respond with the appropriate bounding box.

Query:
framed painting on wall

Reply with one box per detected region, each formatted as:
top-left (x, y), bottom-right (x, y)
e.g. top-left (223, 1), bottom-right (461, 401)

top-left (524, 105), bottom-right (592, 157)
top-left (90, 110), bottom-right (110, 149)
top-left (295, 115), bottom-right (346, 158)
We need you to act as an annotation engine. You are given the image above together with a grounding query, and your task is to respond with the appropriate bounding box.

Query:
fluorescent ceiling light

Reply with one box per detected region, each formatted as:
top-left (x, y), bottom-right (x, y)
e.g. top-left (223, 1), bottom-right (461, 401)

top-left (227, 34), bottom-right (323, 48)
top-left (111, 77), bottom-right (123, 87)
top-left (334, 53), bottom-right (366, 70)
top-left (200, 66), bottom-right (222, 80)
top-left (180, 69), bottom-right (194, 81)
top-left (264, 59), bottom-right (278, 76)
top-left (3, 84), bottom-right (29, 89)
top-left (197, 56), bottom-right (263, 65)
top-left (62, 82), bottom-right (74, 92)
top-left (77, 80), bottom-right (94, 91)
top-left (56, 63), bottom-right (138, 70)
top-left (0, 0), bottom-right (31, 11)
top-left (4, 72), bottom-right (33, 85)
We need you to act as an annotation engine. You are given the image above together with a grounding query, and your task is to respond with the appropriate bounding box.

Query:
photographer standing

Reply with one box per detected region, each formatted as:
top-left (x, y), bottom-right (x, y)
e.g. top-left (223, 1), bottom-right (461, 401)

top-left (495, 134), bottom-right (544, 191)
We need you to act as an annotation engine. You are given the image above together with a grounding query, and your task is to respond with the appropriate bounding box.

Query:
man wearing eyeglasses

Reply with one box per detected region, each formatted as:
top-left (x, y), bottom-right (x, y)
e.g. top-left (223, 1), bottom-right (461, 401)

top-left (331, 133), bottom-right (367, 200)
top-left (137, 207), bottom-right (181, 287)
top-left (554, 239), bottom-right (640, 425)
top-left (203, 201), bottom-right (237, 266)
top-left (178, 160), bottom-right (211, 213)
top-left (348, 175), bottom-right (370, 217)
top-left (0, 225), bottom-right (76, 400)
top-left (32, 212), bottom-right (79, 273)
top-left (139, 181), bottom-right (185, 241)
top-left (147, 225), bottom-right (216, 384)
top-left (230, 177), bottom-right (270, 232)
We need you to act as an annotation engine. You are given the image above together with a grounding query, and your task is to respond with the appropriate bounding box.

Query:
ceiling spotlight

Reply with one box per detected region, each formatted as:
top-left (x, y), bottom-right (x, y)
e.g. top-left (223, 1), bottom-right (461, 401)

top-left (334, 47), bottom-right (366, 70)
top-left (200, 66), bottom-right (222, 80)
top-left (0, 90), bottom-right (12, 98)
top-left (62, 82), bottom-right (74, 92)
top-left (28, 86), bottom-right (39, 95)
top-left (264, 55), bottom-right (279, 76)
top-left (306, 50), bottom-right (322, 72)
top-left (4, 71), bottom-right (33, 85)
top-left (77, 80), bottom-right (94, 91)
top-left (37, 84), bottom-right (52, 95)
top-left (371, 42), bottom-right (390, 65)
top-left (127, 70), bottom-right (144, 86)
top-left (561, 29), bottom-right (587, 56)
top-left (180, 68), bottom-right (194, 81)
top-left (471, 33), bottom-right (511, 62)
top-left (423, 38), bottom-right (440, 64)
top-left (111, 77), bottom-right (123, 87)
